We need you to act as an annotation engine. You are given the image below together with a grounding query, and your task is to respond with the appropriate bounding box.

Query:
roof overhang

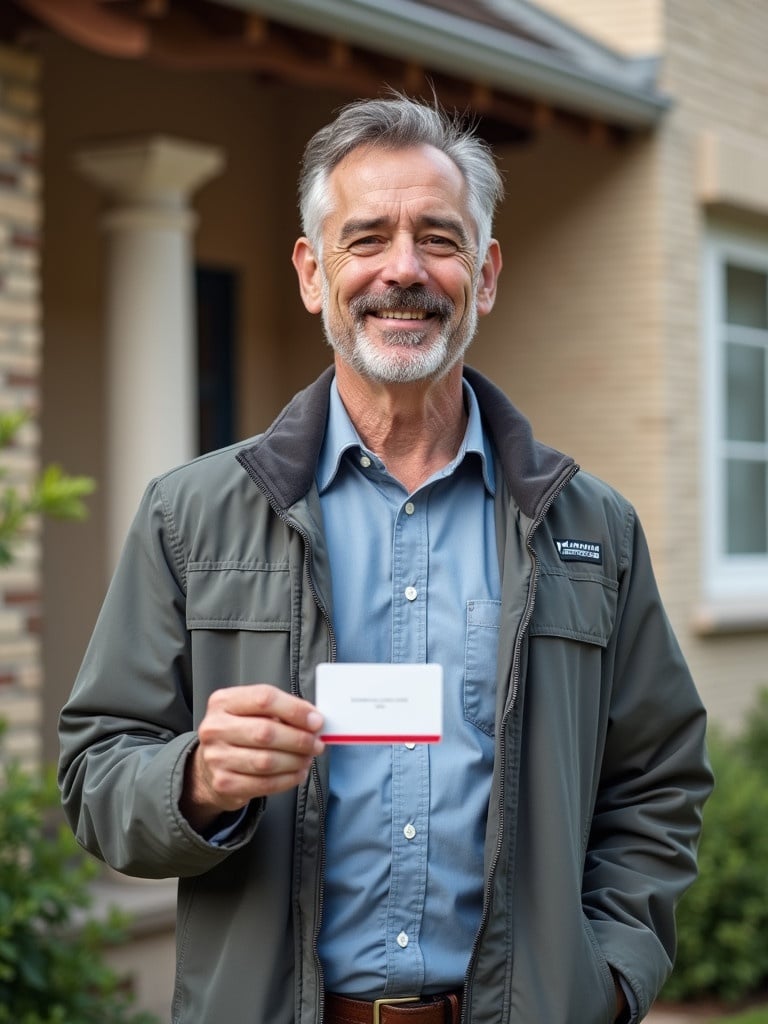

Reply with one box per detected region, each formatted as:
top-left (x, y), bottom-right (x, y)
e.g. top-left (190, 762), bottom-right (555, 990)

top-left (210, 0), bottom-right (669, 130)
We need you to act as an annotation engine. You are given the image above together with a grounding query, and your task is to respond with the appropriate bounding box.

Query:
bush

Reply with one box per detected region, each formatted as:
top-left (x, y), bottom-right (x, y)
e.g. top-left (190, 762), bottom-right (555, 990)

top-left (0, 723), bottom-right (160, 1024)
top-left (663, 691), bottom-right (768, 1004)
top-left (0, 413), bottom-right (157, 1022)
top-left (0, 410), bottom-right (94, 566)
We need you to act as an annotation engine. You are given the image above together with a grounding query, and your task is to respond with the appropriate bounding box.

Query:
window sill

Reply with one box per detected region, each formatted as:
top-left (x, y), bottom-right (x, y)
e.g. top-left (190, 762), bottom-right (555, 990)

top-left (692, 601), bottom-right (768, 635)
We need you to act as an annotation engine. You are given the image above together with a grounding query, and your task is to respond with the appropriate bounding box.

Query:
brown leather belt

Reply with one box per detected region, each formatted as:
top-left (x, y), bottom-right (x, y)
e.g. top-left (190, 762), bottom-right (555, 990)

top-left (325, 991), bottom-right (462, 1024)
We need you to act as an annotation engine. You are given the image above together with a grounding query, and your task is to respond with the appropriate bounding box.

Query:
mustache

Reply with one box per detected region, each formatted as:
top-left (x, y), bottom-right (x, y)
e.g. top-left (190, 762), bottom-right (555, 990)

top-left (348, 287), bottom-right (453, 319)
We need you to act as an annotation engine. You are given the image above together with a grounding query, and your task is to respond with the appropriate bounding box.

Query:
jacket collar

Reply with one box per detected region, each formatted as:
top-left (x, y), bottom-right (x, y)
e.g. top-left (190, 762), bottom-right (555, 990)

top-left (236, 365), bottom-right (575, 521)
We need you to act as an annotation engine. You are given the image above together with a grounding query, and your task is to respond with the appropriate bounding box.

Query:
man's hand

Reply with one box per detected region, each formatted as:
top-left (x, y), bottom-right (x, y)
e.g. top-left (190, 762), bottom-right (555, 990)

top-left (180, 684), bottom-right (325, 832)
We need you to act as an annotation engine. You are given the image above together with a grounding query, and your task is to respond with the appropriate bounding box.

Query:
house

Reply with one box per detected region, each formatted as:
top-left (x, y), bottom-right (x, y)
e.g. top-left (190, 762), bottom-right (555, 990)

top-left (0, 0), bottom-right (766, 1014)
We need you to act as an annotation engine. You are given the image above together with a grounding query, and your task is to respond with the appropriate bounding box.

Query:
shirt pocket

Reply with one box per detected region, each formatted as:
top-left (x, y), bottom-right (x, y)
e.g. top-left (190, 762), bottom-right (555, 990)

top-left (464, 598), bottom-right (502, 737)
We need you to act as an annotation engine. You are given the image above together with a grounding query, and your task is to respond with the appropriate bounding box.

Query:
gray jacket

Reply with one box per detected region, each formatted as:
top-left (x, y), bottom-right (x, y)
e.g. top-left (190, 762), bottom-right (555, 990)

top-left (59, 367), bottom-right (712, 1024)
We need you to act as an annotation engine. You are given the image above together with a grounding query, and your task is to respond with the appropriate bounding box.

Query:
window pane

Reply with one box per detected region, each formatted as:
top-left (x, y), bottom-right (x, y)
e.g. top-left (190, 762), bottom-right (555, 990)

top-left (726, 342), bottom-right (766, 442)
top-left (726, 263), bottom-right (768, 329)
top-left (726, 458), bottom-right (767, 554)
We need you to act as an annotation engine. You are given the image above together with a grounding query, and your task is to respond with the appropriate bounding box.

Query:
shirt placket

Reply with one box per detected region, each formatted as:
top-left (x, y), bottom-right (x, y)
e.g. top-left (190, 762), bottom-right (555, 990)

top-left (385, 492), bottom-right (430, 992)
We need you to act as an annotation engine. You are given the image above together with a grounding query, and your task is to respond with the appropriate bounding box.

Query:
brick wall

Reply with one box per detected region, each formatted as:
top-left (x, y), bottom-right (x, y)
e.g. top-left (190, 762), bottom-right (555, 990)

top-left (657, 0), bottom-right (768, 727)
top-left (480, 1), bottom-right (768, 729)
top-left (0, 43), bottom-right (43, 766)
top-left (481, 127), bottom-right (666, 554)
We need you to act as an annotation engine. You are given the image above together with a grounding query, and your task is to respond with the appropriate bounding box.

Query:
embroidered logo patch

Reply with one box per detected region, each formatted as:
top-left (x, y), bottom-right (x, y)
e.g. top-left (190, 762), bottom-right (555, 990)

top-left (555, 538), bottom-right (603, 564)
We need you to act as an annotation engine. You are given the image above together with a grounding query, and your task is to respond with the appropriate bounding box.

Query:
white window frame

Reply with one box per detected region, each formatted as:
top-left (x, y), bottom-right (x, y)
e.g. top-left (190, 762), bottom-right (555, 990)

top-left (702, 227), bottom-right (768, 610)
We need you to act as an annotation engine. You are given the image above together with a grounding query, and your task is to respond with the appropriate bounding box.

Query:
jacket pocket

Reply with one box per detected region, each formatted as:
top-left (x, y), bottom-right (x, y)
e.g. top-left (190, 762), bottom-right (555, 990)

top-left (464, 599), bottom-right (501, 737)
top-left (186, 560), bottom-right (292, 630)
top-left (529, 567), bottom-right (618, 646)
top-left (186, 562), bottom-right (293, 719)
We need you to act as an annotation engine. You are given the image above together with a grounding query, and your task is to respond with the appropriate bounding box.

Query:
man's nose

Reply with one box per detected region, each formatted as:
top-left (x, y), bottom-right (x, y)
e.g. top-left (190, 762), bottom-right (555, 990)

top-left (381, 236), bottom-right (429, 287)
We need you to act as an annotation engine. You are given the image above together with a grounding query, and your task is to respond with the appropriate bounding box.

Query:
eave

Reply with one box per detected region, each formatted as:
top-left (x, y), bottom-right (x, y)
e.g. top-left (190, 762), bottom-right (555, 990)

top-left (211, 0), bottom-right (669, 130)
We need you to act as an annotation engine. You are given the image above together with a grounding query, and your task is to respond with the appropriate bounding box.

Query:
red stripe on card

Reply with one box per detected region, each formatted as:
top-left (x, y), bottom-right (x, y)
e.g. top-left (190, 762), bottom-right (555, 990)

top-left (321, 734), bottom-right (441, 744)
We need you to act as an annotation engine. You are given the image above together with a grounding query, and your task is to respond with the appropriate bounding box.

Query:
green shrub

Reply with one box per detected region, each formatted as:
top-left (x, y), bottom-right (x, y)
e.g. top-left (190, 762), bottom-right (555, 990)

top-left (0, 413), bottom-right (157, 1022)
top-left (740, 688), bottom-right (768, 778)
top-left (663, 692), bottom-right (768, 1004)
top-left (0, 723), bottom-right (159, 1024)
top-left (0, 410), bottom-right (94, 566)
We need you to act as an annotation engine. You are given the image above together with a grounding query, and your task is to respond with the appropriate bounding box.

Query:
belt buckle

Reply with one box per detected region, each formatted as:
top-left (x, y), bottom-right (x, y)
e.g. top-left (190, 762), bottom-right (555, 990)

top-left (372, 996), bottom-right (420, 1024)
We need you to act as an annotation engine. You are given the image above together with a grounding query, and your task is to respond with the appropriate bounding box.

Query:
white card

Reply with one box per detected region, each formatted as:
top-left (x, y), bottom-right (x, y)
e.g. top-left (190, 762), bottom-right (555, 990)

top-left (315, 662), bottom-right (443, 744)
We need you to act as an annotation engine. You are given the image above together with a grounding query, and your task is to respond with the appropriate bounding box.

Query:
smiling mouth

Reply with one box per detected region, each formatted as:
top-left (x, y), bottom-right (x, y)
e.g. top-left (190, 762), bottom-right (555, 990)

top-left (372, 310), bottom-right (429, 321)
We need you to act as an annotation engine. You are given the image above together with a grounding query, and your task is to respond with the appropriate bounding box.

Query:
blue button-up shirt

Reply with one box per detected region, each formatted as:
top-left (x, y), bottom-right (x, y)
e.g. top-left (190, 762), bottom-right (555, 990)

top-left (316, 377), bottom-right (501, 998)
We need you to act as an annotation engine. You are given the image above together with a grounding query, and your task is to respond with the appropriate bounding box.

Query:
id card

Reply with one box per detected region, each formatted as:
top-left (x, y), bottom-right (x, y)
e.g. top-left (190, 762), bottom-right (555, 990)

top-left (315, 662), bottom-right (443, 744)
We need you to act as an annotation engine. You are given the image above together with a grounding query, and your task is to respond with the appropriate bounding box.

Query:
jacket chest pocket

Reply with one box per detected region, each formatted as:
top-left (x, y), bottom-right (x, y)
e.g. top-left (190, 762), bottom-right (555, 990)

top-left (529, 567), bottom-right (618, 648)
top-left (186, 562), bottom-right (294, 721)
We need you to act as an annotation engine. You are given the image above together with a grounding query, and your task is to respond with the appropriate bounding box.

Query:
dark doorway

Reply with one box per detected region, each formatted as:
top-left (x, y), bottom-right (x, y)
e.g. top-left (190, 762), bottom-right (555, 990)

top-left (196, 265), bottom-right (238, 454)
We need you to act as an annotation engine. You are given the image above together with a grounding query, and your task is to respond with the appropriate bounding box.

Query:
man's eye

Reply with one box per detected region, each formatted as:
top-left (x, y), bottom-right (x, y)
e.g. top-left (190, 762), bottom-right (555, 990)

top-left (423, 236), bottom-right (457, 249)
top-left (349, 236), bottom-right (382, 251)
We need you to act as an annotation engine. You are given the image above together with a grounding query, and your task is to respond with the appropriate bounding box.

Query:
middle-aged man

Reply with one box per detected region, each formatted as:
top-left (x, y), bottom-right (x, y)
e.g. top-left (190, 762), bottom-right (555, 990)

top-left (59, 95), bottom-right (712, 1024)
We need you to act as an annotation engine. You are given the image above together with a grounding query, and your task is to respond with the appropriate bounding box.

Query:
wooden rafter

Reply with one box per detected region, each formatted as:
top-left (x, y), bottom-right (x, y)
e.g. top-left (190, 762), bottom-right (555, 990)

top-left (8, 0), bottom-right (630, 146)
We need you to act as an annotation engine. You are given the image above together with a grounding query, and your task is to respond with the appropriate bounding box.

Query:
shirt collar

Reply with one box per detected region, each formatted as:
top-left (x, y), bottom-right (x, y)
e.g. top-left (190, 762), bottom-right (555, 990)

top-left (317, 376), bottom-right (496, 495)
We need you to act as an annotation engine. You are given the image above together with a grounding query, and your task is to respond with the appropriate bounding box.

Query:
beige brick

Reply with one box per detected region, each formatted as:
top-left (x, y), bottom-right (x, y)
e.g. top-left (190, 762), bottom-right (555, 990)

top-left (16, 663), bottom-right (41, 691)
top-left (0, 637), bottom-right (39, 663)
top-left (0, 693), bottom-right (40, 727)
top-left (0, 188), bottom-right (39, 225)
top-left (18, 167), bottom-right (41, 197)
top-left (13, 328), bottom-right (41, 352)
top-left (0, 295), bottom-right (38, 325)
top-left (0, 41), bottom-right (81, 770)
top-left (3, 270), bottom-right (38, 299)
top-left (0, 728), bottom-right (41, 770)
top-left (0, 110), bottom-right (40, 146)
top-left (0, 609), bottom-right (24, 634)
top-left (0, 347), bottom-right (39, 371)
top-left (533, 0), bottom-right (663, 53)
top-left (654, 0), bottom-right (768, 726)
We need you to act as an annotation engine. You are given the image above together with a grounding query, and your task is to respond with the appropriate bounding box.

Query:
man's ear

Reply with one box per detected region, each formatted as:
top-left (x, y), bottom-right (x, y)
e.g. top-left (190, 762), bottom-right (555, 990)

top-left (476, 240), bottom-right (502, 317)
top-left (292, 237), bottom-right (324, 314)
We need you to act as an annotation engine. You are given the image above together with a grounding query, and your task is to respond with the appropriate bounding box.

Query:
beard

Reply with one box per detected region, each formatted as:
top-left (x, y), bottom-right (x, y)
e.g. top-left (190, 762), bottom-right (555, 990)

top-left (321, 283), bottom-right (479, 385)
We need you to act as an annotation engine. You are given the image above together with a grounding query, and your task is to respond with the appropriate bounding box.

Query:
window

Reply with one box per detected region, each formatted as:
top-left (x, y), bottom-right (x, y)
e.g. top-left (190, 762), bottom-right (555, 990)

top-left (703, 229), bottom-right (768, 607)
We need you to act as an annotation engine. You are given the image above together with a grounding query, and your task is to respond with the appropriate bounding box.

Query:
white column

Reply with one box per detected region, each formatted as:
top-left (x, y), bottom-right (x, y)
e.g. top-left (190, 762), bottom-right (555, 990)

top-left (76, 136), bottom-right (224, 570)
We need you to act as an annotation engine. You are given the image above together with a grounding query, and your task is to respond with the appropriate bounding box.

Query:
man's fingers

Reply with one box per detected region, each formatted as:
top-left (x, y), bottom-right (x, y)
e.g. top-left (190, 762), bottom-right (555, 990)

top-left (181, 684), bottom-right (326, 829)
top-left (198, 701), bottom-right (325, 759)
top-left (209, 683), bottom-right (323, 733)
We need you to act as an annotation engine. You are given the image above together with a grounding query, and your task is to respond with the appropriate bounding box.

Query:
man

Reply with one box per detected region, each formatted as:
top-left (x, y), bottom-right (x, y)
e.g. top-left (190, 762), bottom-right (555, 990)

top-left (59, 95), bottom-right (712, 1024)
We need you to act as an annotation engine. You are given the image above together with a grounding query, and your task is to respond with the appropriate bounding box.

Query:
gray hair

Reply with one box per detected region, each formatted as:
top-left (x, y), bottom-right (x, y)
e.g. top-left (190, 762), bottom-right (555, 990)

top-left (298, 93), bottom-right (504, 261)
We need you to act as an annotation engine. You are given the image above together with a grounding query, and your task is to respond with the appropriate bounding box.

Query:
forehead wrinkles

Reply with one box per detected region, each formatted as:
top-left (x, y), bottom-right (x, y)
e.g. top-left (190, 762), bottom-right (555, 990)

top-left (324, 145), bottom-right (473, 238)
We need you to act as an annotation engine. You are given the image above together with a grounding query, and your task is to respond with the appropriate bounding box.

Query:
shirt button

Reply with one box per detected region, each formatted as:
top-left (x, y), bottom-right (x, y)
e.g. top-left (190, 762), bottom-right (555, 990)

top-left (396, 931), bottom-right (409, 948)
top-left (404, 742), bottom-right (416, 750)
top-left (403, 823), bottom-right (416, 840)
top-left (404, 586), bottom-right (418, 602)
top-left (359, 454), bottom-right (372, 468)
top-left (404, 501), bottom-right (415, 515)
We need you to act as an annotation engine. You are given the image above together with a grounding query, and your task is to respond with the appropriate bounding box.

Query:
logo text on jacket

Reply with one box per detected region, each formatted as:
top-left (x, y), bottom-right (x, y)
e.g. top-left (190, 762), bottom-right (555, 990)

top-left (554, 538), bottom-right (603, 564)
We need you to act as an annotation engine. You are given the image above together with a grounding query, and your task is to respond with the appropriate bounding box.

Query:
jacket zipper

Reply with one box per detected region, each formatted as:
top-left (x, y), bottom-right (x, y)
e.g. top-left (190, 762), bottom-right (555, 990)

top-left (239, 452), bottom-right (578, 1024)
top-left (461, 462), bottom-right (578, 1023)
top-left (235, 454), bottom-right (334, 1024)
